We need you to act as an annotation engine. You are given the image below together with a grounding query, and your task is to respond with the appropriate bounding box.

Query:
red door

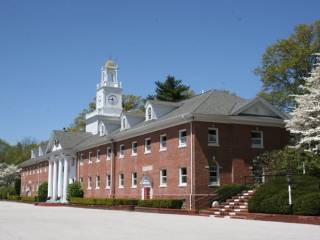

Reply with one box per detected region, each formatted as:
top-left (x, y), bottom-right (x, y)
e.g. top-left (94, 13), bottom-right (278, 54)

top-left (144, 187), bottom-right (151, 200)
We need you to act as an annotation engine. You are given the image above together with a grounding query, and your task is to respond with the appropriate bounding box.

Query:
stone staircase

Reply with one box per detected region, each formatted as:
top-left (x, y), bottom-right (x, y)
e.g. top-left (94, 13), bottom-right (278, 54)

top-left (200, 189), bottom-right (255, 218)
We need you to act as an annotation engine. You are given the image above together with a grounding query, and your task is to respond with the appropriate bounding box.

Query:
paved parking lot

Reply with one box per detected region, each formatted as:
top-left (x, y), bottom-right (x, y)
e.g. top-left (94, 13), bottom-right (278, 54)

top-left (0, 201), bottom-right (319, 240)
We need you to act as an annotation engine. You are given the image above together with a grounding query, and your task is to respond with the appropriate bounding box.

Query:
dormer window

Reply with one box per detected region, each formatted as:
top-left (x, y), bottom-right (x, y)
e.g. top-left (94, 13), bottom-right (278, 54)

top-left (54, 139), bottom-right (59, 147)
top-left (99, 123), bottom-right (105, 136)
top-left (122, 118), bottom-right (126, 130)
top-left (147, 106), bottom-right (152, 120)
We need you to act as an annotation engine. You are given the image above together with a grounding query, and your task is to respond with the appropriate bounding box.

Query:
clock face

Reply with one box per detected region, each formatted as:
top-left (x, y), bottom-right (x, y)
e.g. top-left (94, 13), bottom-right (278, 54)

top-left (108, 95), bottom-right (118, 105)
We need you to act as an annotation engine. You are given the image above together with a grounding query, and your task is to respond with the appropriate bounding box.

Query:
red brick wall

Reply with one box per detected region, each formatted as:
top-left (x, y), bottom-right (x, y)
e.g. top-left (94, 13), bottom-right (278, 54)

top-left (21, 161), bottom-right (48, 197)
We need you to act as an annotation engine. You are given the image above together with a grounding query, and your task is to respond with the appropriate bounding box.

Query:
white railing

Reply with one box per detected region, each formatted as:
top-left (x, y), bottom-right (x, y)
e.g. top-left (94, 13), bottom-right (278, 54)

top-left (97, 81), bottom-right (122, 89)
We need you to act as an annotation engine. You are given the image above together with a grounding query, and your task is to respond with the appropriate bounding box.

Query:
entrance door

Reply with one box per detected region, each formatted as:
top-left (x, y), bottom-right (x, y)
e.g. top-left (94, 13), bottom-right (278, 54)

top-left (144, 187), bottom-right (151, 200)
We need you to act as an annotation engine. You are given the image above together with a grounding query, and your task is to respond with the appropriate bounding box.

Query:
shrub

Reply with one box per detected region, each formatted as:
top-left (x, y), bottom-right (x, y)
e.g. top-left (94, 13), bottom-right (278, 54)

top-left (37, 182), bottom-right (48, 202)
top-left (213, 184), bottom-right (249, 203)
top-left (69, 198), bottom-right (139, 206)
top-left (67, 182), bottom-right (84, 200)
top-left (7, 195), bottom-right (21, 201)
top-left (137, 199), bottom-right (184, 209)
top-left (20, 196), bottom-right (37, 202)
top-left (249, 175), bottom-right (320, 215)
top-left (0, 186), bottom-right (16, 199)
top-left (293, 193), bottom-right (320, 216)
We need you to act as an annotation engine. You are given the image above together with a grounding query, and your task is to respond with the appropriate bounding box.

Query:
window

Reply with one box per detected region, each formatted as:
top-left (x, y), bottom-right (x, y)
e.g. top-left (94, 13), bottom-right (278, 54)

top-left (88, 176), bottom-right (92, 190)
top-left (106, 174), bottom-right (111, 189)
top-left (119, 144), bottom-right (125, 158)
top-left (160, 134), bottom-right (167, 151)
top-left (208, 128), bottom-right (219, 146)
top-left (147, 106), bottom-right (152, 120)
top-left (131, 172), bottom-right (137, 188)
top-left (144, 138), bottom-right (151, 153)
top-left (107, 147), bottom-right (112, 160)
top-left (99, 123), bottom-right (105, 136)
top-left (80, 153), bottom-right (84, 166)
top-left (251, 131), bottom-right (263, 148)
top-left (119, 173), bottom-right (124, 188)
top-left (160, 169), bottom-right (167, 187)
top-left (96, 175), bottom-right (100, 189)
top-left (79, 177), bottom-right (83, 187)
top-left (178, 129), bottom-right (187, 147)
top-left (122, 118), bottom-right (126, 129)
top-left (208, 164), bottom-right (219, 186)
top-left (96, 150), bottom-right (100, 162)
top-left (88, 152), bottom-right (92, 163)
top-left (131, 142), bottom-right (138, 156)
top-left (179, 168), bottom-right (187, 186)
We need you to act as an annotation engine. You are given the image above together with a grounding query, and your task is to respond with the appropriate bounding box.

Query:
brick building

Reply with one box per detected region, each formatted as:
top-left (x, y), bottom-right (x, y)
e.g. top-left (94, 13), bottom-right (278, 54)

top-left (20, 60), bottom-right (289, 209)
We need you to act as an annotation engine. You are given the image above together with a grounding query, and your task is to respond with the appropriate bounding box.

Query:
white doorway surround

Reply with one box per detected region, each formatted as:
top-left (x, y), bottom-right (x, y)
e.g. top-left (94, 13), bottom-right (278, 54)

top-left (140, 176), bottom-right (153, 200)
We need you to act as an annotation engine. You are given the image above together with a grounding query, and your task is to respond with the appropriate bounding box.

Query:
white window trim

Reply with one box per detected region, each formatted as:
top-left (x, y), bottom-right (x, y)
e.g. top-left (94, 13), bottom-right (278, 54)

top-left (88, 152), bottom-right (92, 164)
top-left (131, 172), bottom-right (137, 188)
top-left (96, 176), bottom-right (100, 189)
top-left (178, 129), bottom-right (187, 148)
top-left (251, 130), bottom-right (264, 149)
top-left (107, 147), bottom-right (111, 161)
top-left (119, 144), bottom-right (125, 158)
top-left (146, 106), bottom-right (153, 121)
top-left (144, 138), bottom-right (151, 154)
top-left (96, 150), bottom-right (100, 162)
top-left (79, 153), bottom-right (84, 166)
top-left (131, 141), bottom-right (138, 156)
top-left (159, 169), bottom-right (167, 187)
top-left (105, 174), bottom-right (111, 189)
top-left (159, 134), bottom-right (167, 152)
top-left (87, 176), bottom-right (92, 190)
top-left (208, 163), bottom-right (220, 187)
top-left (179, 168), bottom-right (187, 187)
top-left (119, 174), bottom-right (124, 188)
top-left (208, 127), bottom-right (219, 146)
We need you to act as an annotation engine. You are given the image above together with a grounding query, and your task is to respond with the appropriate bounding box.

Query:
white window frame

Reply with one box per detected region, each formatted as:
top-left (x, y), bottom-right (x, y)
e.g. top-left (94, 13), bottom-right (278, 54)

top-left (79, 177), bottom-right (83, 187)
top-left (96, 150), bottom-right (100, 162)
top-left (208, 163), bottom-right (220, 186)
top-left (119, 173), bottom-right (124, 188)
top-left (146, 106), bottom-right (152, 120)
top-left (160, 169), bottom-right (167, 187)
top-left (88, 152), bottom-right (92, 164)
top-left (131, 141), bottom-right (138, 156)
top-left (106, 174), bottom-right (111, 189)
top-left (96, 175), bottom-right (100, 189)
top-left (131, 172), bottom-right (137, 188)
top-left (178, 129), bottom-right (187, 148)
top-left (107, 147), bottom-right (111, 161)
top-left (88, 176), bottom-right (92, 190)
top-left (251, 130), bottom-right (264, 148)
top-left (144, 138), bottom-right (151, 154)
top-left (79, 153), bottom-right (84, 166)
top-left (119, 144), bottom-right (125, 158)
top-left (179, 167), bottom-right (187, 187)
top-left (122, 117), bottom-right (126, 130)
top-left (208, 128), bottom-right (219, 146)
top-left (159, 134), bottom-right (167, 151)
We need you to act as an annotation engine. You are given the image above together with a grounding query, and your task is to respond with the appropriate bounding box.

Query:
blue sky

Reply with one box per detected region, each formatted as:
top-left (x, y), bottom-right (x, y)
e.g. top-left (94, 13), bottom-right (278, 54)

top-left (1, 0), bottom-right (319, 144)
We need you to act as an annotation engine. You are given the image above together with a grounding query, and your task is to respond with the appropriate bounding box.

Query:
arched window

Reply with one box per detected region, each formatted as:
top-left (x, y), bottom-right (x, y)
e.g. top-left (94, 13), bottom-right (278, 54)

top-left (99, 123), bottom-right (105, 136)
top-left (209, 162), bottom-right (220, 186)
top-left (147, 106), bottom-right (152, 120)
top-left (122, 118), bottom-right (126, 129)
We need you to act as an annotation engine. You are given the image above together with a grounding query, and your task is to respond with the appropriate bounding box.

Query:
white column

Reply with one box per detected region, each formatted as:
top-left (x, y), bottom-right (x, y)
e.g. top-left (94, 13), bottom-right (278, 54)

top-left (47, 161), bottom-right (53, 199)
top-left (62, 158), bottom-right (69, 202)
top-left (57, 159), bottom-right (63, 199)
top-left (52, 160), bottom-right (58, 200)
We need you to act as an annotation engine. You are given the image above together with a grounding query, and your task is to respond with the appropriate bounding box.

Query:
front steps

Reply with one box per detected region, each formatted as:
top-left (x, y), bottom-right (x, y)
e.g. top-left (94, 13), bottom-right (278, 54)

top-left (200, 189), bottom-right (255, 218)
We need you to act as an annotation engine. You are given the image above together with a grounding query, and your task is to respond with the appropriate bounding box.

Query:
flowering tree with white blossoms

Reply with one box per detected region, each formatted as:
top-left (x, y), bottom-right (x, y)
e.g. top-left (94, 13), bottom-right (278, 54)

top-left (0, 163), bottom-right (20, 186)
top-left (286, 54), bottom-right (320, 153)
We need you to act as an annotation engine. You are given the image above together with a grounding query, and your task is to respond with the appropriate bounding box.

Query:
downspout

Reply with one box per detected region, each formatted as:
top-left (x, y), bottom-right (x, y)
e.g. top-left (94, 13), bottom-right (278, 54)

top-left (189, 117), bottom-right (194, 211)
top-left (111, 139), bottom-right (115, 198)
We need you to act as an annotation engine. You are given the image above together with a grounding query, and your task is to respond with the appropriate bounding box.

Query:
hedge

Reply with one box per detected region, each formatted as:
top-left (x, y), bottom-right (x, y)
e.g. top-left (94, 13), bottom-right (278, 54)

top-left (137, 199), bottom-right (184, 209)
top-left (70, 198), bottom-right (184, 209)
top-left (70, 198), bottom-right (139, 206)
top-left (0, 186), bottom-right (16, 199)
top-left (7, 195), bottom-right (21, 201)
top-left (20, 196), bottom-right (37, 203)
top-left (213, 184), bottom-right (249, 203)
top-left (249, 176), bottom-right (320, 216)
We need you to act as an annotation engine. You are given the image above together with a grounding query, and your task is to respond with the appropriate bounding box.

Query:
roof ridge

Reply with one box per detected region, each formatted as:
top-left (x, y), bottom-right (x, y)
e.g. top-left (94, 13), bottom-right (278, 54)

top-left (190, 90), bottom-right (214, 114)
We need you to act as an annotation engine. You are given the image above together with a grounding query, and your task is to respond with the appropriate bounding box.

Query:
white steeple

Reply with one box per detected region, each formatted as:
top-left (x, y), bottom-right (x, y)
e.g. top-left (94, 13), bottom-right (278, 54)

top-left (98, 60), bottom-right (121, 89)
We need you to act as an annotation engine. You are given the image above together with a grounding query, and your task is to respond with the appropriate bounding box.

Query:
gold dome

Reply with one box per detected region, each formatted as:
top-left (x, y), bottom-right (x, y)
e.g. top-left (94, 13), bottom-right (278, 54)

top-left (105, 60), bottom-right (116, 68)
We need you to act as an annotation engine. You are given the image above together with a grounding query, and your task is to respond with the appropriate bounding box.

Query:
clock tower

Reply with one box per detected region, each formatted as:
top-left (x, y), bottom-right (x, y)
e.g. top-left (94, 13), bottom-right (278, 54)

top-left (85, 60), bottom-right (123, 135)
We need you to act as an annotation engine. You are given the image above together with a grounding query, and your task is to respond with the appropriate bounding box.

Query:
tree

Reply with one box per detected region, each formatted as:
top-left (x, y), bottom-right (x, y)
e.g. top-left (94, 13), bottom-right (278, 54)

top-left (151, 75), bottom-right (194, 102)
top-left (122, 94), bottom-right (145, 112)
top-left (37, 182), bottom-right (48, 202)
top-left (0, 163), bottom-right (20, 187)
top-left (286, 54), bottom-right (320, 153)
top-left (255, 20), bottom-right (320, 112)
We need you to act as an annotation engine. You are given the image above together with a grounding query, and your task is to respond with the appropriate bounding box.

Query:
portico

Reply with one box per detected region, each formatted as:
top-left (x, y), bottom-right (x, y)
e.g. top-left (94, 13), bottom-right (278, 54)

top-left (47, 154), bottom-right (71, 203)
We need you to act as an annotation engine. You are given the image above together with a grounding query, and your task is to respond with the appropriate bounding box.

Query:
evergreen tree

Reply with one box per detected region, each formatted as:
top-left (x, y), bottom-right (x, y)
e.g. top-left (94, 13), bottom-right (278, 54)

top-left (152, 75), bottom-right (193, 102)
top-left (286, 54), bottom-right (320, 153)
